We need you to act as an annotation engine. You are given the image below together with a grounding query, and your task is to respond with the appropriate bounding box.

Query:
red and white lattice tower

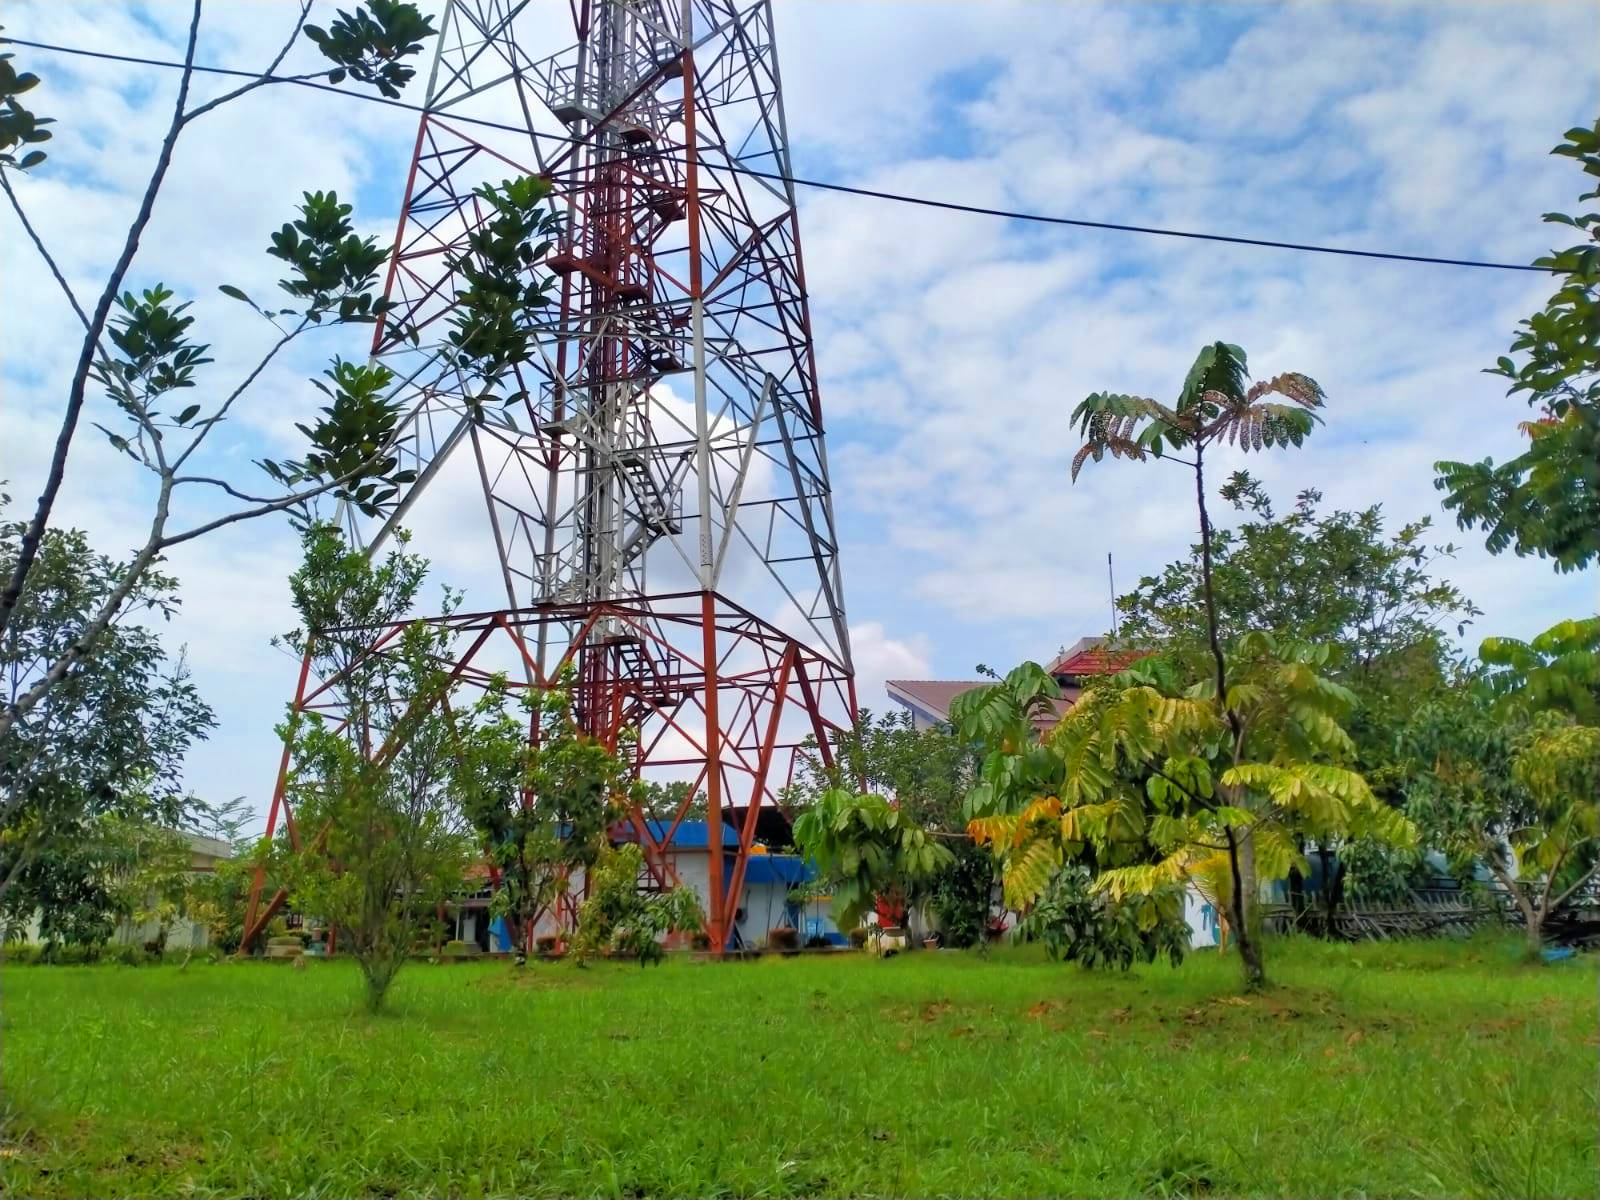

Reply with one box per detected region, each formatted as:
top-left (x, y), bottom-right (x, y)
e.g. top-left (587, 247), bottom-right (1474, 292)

top-left (243, 0), bottom-right (853, 952)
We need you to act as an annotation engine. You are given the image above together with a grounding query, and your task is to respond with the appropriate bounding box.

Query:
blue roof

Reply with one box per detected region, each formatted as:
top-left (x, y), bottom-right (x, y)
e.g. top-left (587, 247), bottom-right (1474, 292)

top-left (737, 854), bottom-right (815, 887)
top-left (618, 819), bottom-right (738, 849)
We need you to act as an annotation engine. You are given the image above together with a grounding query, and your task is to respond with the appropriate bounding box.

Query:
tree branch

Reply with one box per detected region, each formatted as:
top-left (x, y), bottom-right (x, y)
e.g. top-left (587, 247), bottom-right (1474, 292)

top-left (1544, 852), bottom-right (1600, 916)
top-left (0, 0), bottom-right (203, 647)
top-left (180, 0), bottom-right (315, 125)
top-left (171, 318), bottom-right (311, 470)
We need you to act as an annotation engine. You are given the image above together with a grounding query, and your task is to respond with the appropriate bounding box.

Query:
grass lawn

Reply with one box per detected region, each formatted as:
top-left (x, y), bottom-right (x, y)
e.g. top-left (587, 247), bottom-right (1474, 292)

top-left (0, 936), bottom-right (1594, 1198)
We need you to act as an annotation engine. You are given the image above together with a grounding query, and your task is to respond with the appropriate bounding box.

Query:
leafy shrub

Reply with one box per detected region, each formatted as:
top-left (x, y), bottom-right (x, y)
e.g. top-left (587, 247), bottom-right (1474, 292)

top-left (1016, 867), bottom-right (1188, 971)
top-left (573, 844), bottom-right (703, 966)
top-left (929, 844), bottom-right (994, 948)
top-left (441, 939), bottom-right (480, 957)
top-left (1, 943), bottom-right (41, 965)
top-left (767, 926), bottom-right (799, 952)
top-left (110, 944), bottom-right (148, 966)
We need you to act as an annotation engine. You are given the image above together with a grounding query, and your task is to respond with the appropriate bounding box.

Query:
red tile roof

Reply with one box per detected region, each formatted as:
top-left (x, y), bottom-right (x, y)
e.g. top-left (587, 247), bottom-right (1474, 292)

top-left (1045, 636), bottom-right (1145, 678)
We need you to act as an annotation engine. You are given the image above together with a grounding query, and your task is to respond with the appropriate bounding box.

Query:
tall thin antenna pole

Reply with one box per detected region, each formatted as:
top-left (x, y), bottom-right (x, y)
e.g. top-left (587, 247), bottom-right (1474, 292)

top-left (1107, 552), bottom-right (1118, 639)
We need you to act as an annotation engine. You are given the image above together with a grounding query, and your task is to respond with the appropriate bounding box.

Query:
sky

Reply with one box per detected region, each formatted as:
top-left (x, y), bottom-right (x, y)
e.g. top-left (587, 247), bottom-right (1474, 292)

top-left (3, 1), bottom-right (1598, 832)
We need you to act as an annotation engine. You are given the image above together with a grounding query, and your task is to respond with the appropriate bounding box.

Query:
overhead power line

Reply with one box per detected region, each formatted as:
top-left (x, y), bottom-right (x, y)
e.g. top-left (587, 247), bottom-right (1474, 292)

top-left (2, 34), bottom-right (1556, 275)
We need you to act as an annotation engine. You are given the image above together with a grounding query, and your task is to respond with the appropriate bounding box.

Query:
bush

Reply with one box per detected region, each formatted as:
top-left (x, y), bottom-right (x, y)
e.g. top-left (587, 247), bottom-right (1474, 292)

top-left (2, 943), bottom-right (41, 965)
top-left (847, 927), bottom-right (869, 949)
top-left (441, 939), bottom-right (480, 958)
top-left (1016, 867), bottom-right (1188, 971)
top-left (767, 926), bottom-right (799, 953)
top-left (534, 935), bottom-right (559, 954)
top-left (929, 844), bottom-right (995, 949)
top-left (110, 944), bottom-right (148, 966)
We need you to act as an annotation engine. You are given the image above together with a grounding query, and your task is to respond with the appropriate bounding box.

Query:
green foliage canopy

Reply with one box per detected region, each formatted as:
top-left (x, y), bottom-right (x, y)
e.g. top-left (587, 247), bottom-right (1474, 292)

top-left (1436, 120), bottom-right (1600, 571)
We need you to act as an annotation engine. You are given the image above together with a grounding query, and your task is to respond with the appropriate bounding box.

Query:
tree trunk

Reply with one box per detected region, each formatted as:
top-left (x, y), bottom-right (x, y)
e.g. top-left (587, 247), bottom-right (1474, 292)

top-left (1227, 826), bottom-right (1266, 990)
top-left (1195, 445), bottom-right (1265, 991)
top-left (360, 951), bottom-right (404, 1013)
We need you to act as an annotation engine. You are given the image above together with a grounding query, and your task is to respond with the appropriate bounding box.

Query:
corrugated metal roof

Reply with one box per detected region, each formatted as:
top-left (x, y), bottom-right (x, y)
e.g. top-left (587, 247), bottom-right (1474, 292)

top-left (885, 679), bottom-right (1080, 733)
top-left (614, 819), bottom-right (739, 849)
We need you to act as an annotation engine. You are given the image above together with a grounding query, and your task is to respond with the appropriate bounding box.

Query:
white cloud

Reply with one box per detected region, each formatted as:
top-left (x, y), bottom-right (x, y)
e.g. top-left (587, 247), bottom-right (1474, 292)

top-left (4, 0), bottom-right (1598, 835)
top-left (848, 620), bottom-right (932, 707)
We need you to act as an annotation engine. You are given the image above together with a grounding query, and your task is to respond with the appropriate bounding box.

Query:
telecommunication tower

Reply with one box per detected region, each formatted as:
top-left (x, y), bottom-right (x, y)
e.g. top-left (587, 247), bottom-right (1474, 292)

top-left (243, 0), bottom-right (854, 952)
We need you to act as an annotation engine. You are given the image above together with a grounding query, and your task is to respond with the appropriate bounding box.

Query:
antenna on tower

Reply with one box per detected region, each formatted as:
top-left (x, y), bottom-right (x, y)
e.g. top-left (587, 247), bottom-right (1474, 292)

top-left (1107, 551), bottom-right (1118, 639)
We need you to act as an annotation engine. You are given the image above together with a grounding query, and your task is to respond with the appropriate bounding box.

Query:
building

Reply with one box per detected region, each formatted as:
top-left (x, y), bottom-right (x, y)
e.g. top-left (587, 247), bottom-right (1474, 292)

top-left (517, 819), bottom-right (842, 951)
top-left (886, 636), bottom-right (1141, 732)
top-left (113, 831), bottom-right (233, 952)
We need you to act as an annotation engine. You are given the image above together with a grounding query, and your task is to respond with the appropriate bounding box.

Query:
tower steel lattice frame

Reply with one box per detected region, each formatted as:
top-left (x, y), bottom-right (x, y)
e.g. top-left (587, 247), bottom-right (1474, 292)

top-left (243, 0), bottom-right (854, 954)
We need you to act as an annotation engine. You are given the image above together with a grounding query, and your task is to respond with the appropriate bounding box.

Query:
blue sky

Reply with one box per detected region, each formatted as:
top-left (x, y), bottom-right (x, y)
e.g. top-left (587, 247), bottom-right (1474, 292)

top-left (3, 1), bottom-right (1598, 829)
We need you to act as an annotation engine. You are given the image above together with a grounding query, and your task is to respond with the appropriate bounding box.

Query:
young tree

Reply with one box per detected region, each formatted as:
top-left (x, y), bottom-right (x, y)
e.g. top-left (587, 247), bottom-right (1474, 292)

top-left (791, 787), bottom-right (954, 931)
top-left (454, 678), bottom-right (641, 960)
top-left (269, 527), bottom-right (472, 1010)
top-left (570, 842), bottom-right (702, 966)
top-left (277, 618), bottom-right (474, 1012)
top-left (790, 709), bottom-right (976, 830)
top-left (1, 509), bottom-right (214, 903)
top-left (1069, 342), bottom-right (1331, 985)
top-left (787, 709), bottom-right (991, 943)
top-left (951, 663), bottom-right (1193, 966)
top-left (1436, 119), bottom-right (1600, 572)
top-left (967, 636), bottom-right (1413, 991)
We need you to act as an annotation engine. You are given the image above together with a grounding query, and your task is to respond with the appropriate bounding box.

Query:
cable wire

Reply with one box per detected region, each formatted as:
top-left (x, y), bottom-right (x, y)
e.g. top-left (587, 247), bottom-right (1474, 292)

top-left (0, 34), bottom-right (1556, 275)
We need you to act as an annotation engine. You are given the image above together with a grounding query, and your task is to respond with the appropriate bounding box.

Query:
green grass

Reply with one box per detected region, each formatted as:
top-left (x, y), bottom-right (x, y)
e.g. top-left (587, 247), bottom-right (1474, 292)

top-left (1, 936), bottom-right (1594, 1198)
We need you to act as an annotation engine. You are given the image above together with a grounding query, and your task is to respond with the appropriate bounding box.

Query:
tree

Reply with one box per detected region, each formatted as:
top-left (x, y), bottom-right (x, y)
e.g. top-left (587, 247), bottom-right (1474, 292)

top-left (1403, 618), bottom-right (1600, 957)
top-left (0, 8), bottom-right (559, 748)
top-left (1116, 478), bottom-right (1479, 924)
top-left (1, 509), bottom-right (214, 906)
top-left (270, 527), bottom-right (472, 1010)
top-left (1015, 865), bottom-right (1190, 971)
top-left (1068, 341), bottom-right (1330, 985)
top-left (455, 677), bottom-right (641, 960)
top-left (640, 780), bottom-right (705, 824)
top-left (1435, 119), bottom-right (1600, 571)
top-left (571, 842), bottom-right (702, 966)
top-left (791, 787), bottom-right (954, 931)
top-left (277, 619), bottom-right (474, 1011)
top-left (789, 708), bottom-right (976, 832)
